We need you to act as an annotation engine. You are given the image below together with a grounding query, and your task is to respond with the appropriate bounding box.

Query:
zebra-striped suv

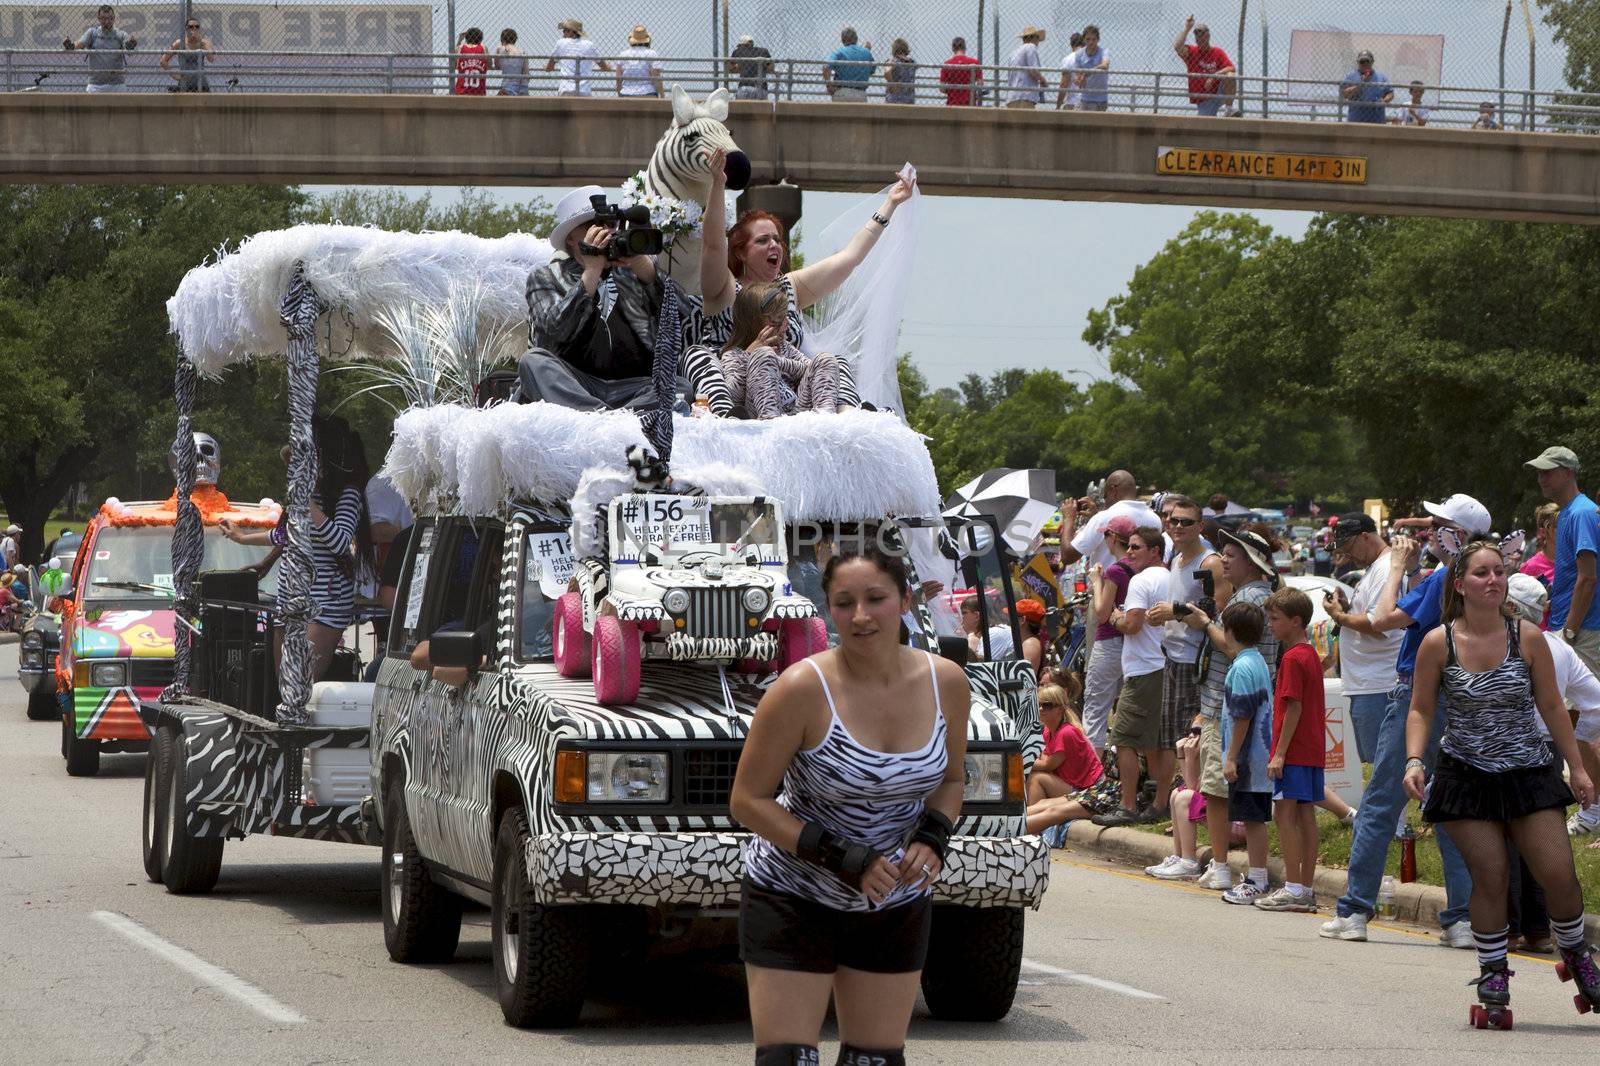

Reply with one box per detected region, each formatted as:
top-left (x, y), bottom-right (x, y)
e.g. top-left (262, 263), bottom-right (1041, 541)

top-left (372, 506), bottom-right (1052, 1029)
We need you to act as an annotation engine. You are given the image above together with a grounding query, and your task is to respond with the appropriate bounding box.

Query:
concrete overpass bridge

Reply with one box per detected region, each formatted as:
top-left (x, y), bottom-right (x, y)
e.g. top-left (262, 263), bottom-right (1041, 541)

top-left (3, 93), bottom-right (1598, 224)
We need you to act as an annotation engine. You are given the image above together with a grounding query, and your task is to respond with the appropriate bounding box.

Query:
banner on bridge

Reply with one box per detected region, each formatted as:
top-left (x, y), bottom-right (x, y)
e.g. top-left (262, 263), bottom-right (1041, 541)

top-left (1156, 146), bottom-right (1367, 185)
top-left (1286, 29), bottom-right (1445, 109)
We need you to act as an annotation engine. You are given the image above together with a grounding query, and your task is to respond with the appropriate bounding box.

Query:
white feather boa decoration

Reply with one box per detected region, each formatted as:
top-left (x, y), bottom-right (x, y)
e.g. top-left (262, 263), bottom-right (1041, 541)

top-left (167, 225), bottom-right (553, 376)
top-left (382, 405), bottom-right (941, 526)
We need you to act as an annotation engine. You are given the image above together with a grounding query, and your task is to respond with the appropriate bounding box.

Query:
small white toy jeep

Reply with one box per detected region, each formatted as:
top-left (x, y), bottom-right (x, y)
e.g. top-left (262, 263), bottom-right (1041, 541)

top-left (553, 493), bottom-right (825, 704)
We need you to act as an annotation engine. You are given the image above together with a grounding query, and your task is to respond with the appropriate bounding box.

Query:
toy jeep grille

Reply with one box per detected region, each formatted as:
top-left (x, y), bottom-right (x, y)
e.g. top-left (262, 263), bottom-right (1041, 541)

top-left (685, 588), bottom-right (745, 640)
top-left (683, 747), bottom-right (740, 807)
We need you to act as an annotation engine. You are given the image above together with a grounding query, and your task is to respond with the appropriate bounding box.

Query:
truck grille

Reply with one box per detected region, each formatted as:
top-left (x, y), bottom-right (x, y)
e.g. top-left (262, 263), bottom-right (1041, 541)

top-left (130, 659), bottom-right (175, 689)
top-left (683, 747), bottom-right (740, 807)
top-left (685, 588), bottom-right (744, 640)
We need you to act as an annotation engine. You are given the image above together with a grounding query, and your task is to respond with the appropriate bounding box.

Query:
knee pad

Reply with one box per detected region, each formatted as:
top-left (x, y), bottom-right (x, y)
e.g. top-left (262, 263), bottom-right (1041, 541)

top-left (837, 1045), bottom-right (905, 1066)
top-left (755, 1044), bottom-right (820, 1066)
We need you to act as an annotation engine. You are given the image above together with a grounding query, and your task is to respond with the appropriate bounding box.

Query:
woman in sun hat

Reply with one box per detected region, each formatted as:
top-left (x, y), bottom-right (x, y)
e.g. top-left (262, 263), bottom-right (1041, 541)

top-left (616, 24), bottom-right (663, 98)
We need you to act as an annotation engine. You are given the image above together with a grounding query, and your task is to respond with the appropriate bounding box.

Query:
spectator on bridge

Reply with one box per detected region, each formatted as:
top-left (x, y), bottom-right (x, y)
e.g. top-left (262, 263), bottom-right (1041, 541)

top-left (616, 25), bottom-right (664, 98)
top-left (1174, 16), bottom-right (1236, 117)
top-left (64, 5), bottom-right (137, 94)
top-left (546, 18), bottom-right (608, 97)
top-left (1390, 80), bottom-right (1429, 125)
top-left (1004, 26), bottom-right (1048, 109)
top-left (730, 34), bottom-right (772, 100)
top-left (939, 37), bottom-right (982, 106)
top-left (823, 27), bottom-right (874, 102)
top-left (453, 27), bottom-right (489, 96)
top-left (1473, 102), bottom-right (1502, 130)
top-left (1065, 25), bottom-right (1111, 112)
top-left (1055, 32), bottom-right (1085, 111)
top-left (494, 28), bottom-right (529, 96)
top-left (884, 39), bottom-right (917, 104)
top-left (1340, 50), bottom-right (1392, 124)
top-left (159, 16), bottom-right (212, 93)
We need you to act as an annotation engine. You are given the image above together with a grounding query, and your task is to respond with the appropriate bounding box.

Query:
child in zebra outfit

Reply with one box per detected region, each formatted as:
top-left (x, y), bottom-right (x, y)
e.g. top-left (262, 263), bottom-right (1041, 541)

top-left (709, 283), bottom-right (843, 419)
top-left (1403, 541), bottom-right (1600, 1018)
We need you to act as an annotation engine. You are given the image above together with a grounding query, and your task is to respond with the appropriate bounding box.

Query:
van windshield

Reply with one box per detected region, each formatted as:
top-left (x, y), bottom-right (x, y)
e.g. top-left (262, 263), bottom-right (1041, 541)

top-left (82, 527), bottom-right (276, 605)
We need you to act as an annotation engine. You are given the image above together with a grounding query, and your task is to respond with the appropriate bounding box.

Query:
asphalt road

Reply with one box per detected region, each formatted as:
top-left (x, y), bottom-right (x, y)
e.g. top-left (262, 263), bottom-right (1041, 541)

top-left (3, 640), bottom-right (1598, 1064)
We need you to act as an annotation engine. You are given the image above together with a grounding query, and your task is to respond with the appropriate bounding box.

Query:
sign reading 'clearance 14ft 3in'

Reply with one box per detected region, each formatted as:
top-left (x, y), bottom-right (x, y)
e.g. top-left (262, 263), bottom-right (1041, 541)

top-left (1157, 146), bottom-right (1368, 185)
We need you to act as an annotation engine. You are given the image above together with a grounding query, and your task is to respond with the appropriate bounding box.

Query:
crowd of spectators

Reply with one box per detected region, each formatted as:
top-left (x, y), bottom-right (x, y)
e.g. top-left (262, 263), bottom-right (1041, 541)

top-left (1022, 448), bottom-right (1600, 934)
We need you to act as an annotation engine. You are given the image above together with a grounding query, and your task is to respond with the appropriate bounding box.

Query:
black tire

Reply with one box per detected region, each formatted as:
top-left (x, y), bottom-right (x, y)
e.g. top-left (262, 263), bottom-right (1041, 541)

top-left (920, 905), bottom-right (1025, 1022)
top-left (142, 727), bottom-right (174, 883)
top-left (161, 728), bottom-right (224, 893)
top-left (492, 807), bottom-right (587, 1028)
top-left (26, 688), bottom-right (57, 721)
top-left (63, 711), bottom-right (100, 777)
top-left (380, 787), bottom-right (462, 963)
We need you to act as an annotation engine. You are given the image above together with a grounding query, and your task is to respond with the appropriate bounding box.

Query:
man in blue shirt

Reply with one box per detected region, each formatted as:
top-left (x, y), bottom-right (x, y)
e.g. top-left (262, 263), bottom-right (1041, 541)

top-left (1319, 493), bottom-right (1487, 945)
top-left (824, 26), bottom-right (874, 102)
top-left (1340, 49), bottom-right (1392, 123)
top-left (1527, 444), bottom-right (1600, 836)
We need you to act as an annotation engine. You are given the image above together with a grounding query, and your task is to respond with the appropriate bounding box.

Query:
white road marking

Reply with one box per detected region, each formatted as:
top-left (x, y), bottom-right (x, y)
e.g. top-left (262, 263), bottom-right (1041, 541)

top-left (1021, 958), bottom-right (1166, 1001)
top-left (92, 911), bottom-right (306, 1024)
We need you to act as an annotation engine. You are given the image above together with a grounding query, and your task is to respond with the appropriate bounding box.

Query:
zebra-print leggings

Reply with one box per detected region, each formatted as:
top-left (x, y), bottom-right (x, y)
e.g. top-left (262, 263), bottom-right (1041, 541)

top-left (682, 344), bottom-right (859, 418)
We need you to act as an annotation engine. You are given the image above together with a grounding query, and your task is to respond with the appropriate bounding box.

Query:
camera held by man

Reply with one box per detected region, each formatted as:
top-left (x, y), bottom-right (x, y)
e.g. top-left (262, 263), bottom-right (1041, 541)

top-left (581, 196), bottom-right (664, 261)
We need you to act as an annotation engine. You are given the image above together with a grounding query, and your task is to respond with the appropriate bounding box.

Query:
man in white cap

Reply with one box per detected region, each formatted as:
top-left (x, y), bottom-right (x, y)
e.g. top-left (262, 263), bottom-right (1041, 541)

top-left (546, 18), bottom-right (607, 96)
top-left (1320, 493), bottom-right (1485, 945)
top-left (1527, 444), bottom-right (1600, 835)
top-left (515, 186), bottom-right (664, 410)
top-left (0, 525), bottom-right (19, 570)
top-left (729, 33), bottom-right (771, 100)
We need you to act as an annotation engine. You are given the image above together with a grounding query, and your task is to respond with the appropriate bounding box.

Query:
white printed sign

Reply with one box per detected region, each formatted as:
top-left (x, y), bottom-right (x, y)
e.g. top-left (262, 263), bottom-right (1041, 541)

top-left (526, 532), bottom-right (575, 601)
top-left (614, 495), bottom-right (713, 556)
top-left (402, 525), bottom-right (434, 630)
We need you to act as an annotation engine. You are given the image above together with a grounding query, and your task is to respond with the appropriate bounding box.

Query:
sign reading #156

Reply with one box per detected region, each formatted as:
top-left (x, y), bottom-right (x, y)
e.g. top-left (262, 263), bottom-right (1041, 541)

top-left (1157, 145), bottom-right (1367, 185)
top-left (0, 4), bottom-right (432, 51)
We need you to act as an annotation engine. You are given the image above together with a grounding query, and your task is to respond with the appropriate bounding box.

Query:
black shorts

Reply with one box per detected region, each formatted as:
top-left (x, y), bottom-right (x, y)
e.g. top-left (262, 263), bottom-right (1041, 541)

top-left (1228, 787), bottom-right (1273, 823)
top-left (739, 878), bottom-right (933, 974)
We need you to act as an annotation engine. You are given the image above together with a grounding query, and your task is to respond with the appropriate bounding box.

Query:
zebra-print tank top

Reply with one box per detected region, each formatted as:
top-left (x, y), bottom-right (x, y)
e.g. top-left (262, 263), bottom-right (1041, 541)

top-left (743, 652), bottom-right (949, 912)
top-left (682, 275), bottom-right (807, 351)
top-left (1438, 617), bottom-right (1550, 773)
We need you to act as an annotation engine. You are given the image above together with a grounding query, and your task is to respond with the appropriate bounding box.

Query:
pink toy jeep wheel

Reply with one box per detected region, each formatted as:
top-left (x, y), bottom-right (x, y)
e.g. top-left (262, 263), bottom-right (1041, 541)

top-left (552, 592), bottom-right (591, 678)
top-left (777, 617), bottom-right (828, 671)
top-left (592, 615), bottom-right (641, 704)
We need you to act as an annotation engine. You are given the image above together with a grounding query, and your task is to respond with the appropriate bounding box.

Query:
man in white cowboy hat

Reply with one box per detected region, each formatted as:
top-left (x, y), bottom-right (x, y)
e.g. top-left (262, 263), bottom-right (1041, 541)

top-left (730, 33), bottom-right (771, 100)
top-left (515, 186), bottom-right (665, 411)
top-left (546, 18), bottom-right (607, 96)
top-left (1004, 25), bottom-right (1049, 108)
top-left (616, 25), bottom-right (663, 98)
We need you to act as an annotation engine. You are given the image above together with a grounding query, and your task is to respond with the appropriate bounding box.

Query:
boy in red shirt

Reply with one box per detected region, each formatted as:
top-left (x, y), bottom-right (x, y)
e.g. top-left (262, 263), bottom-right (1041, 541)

top-left (1256, 586), bottom-right (1325, 912)
top-left (939, 36), bottom-right (982, 106)
top-left (454, 27), bottom-right (488, 95)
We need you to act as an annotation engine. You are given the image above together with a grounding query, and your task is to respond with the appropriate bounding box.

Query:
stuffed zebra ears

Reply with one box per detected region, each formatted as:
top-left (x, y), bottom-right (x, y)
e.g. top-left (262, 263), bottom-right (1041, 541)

top-left (670, 84), bottom-right (696, 126)
top-left (704, 87), bottom-right (731, 122)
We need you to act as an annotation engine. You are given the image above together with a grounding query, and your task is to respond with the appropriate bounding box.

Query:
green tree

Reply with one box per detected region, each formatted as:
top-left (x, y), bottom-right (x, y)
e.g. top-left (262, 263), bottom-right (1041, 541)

top-left (1539, 1), bottom-right (1600, 93)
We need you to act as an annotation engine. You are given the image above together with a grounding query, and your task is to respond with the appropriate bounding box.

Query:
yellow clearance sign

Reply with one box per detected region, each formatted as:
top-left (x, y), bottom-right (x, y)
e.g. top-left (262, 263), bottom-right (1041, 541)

top-left (1156, 146), bottom-right (1367, 184)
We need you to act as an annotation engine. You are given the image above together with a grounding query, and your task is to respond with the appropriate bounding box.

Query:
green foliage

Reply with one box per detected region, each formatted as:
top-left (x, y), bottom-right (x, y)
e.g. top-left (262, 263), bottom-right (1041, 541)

top-left (1538, 0), bottom-right (1600, 94)
top-left (302, 186), bottom-right (555, 239)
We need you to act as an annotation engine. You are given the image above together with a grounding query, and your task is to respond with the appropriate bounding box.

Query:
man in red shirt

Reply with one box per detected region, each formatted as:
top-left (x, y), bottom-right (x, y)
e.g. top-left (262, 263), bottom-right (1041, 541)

top-left (454, 26), bottom-right (489, 96)
top-left (1257, 586), bottom-right (1327, 912)
top-left (1174, 15), bottom-right (1236, 116)
top-left (940, 36), bottom-right (982, 106)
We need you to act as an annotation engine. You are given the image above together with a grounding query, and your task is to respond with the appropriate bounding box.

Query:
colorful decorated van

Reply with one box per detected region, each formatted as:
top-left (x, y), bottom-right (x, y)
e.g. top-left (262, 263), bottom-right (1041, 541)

top-left (57, 483), bottom-right (277, 776)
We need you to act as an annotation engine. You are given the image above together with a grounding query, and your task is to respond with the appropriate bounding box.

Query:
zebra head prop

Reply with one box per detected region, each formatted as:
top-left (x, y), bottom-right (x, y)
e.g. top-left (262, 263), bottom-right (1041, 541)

top-left (644, 86), bottom-right (751, 203)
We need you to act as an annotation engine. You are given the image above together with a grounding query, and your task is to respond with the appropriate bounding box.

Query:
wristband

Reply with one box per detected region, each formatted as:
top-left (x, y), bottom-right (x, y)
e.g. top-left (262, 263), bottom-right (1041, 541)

top-left (796, 821), bottom-right (879, 888)
top-left (908, 808), bottom-right (953, 862)
top-left (1404, 757), bottom-right (1425, 772)
top-left (870, 211), bottom-right (890, 228)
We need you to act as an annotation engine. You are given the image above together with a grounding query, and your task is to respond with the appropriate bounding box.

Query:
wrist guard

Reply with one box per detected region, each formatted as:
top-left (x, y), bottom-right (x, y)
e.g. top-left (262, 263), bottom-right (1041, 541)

top-left (796, 821), bottom-right (880, 888)
top-left (908, 808), bottom-right (953, 862)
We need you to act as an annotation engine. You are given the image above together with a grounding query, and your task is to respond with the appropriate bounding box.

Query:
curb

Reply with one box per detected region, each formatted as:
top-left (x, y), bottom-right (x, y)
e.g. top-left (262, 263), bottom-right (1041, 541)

top-left (1063, 820), bottom-right (1600, 937)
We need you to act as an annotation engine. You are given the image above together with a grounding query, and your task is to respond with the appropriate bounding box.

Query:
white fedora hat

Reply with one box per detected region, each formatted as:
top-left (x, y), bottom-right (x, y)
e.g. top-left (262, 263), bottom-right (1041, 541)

top-left (550, 185), bottom-right (606, 251)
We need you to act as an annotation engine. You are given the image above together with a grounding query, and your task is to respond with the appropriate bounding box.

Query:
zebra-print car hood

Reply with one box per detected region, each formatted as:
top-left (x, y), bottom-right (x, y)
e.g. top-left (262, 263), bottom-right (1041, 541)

top-left (511, 661), bottom-right (1017, 744)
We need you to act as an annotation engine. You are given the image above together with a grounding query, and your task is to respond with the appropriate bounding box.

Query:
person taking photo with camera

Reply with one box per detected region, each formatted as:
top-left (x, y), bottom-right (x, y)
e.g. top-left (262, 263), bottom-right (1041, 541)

top-left (516, 185), bottom-right (668, 411)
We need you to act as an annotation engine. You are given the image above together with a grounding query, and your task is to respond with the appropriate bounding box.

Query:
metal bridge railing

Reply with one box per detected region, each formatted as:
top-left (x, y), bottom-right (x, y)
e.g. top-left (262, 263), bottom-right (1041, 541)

top-left (6, 50), bottom-right (1597, 134)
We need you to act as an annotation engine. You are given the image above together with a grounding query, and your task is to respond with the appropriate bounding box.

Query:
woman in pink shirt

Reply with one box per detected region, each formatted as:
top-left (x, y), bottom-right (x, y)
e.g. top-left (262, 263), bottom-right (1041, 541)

top-left (1520, 503), bottom-right (1558, 628)
top-left (1025, 683), bottom-right (1120, 831)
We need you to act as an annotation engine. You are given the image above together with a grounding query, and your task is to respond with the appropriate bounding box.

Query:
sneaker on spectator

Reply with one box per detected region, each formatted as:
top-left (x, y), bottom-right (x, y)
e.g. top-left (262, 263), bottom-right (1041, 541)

top-left (1151, 857), bottom-right (1202, 881)
top-left (1135, 804), bottom-right (1170, 825)
top-left (1567, 809), bottom-right (1600, 836)
top-left (1440, 922), bottom-right (1475, 948)
top-left (1221, 879), bottom-right (1265, 905)
top-left (1091, 807), bottom-right (1139, 828)
top-left (1320, 912), bottom-right (1369, 941)
top-left (1254, 887), bottom-right (1315, 912)
top-left (1144, 854), bottom-right (1182, 877)
top-left (1195, 860), bottom-right (1233, 890)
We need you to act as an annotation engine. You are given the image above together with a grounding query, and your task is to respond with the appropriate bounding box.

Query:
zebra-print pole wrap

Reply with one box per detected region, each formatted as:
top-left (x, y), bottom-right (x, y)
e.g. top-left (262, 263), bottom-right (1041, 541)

top-left (639, 276), bottom-right (683, 460)
top-left (276, 263), bottom-right (325, 725)
top-left (162, 357), bottom-right (203, 702)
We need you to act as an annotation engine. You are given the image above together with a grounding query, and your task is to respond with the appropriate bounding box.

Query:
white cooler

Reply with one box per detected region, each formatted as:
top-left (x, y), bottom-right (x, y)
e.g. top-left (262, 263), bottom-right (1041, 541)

top-left (301, 681), bottom-right (374, 808)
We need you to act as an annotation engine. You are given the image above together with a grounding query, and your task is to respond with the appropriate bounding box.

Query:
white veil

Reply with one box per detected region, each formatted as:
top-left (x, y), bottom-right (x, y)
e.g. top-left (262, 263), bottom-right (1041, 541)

top-left (800, 169), bottom-right (922, 414)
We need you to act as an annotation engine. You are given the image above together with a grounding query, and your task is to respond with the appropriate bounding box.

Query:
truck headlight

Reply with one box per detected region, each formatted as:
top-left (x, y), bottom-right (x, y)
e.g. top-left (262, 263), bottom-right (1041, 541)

top-left (963, 753), bottom-right (1006, 802)
top-left (22, 650), bottom-right (41, 667)
top-left (22, 633), bottom-right (41, 650)
top-left (742, 587), bottom-right (770, 613)
top-left (663, 589), bottom-right (690, 615)
top-left (89, 661), bottom-right (129, 688)
top-left (588, 752), bottom-right (669, 802)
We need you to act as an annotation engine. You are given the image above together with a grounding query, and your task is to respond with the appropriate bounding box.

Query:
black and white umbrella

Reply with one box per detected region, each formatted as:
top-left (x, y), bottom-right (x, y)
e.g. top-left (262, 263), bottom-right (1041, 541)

top-left (943, 468), bottom-right (1058, 555)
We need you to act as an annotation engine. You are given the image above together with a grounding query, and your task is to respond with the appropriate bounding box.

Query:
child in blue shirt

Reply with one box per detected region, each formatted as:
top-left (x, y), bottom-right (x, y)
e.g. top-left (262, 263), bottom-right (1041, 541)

top-left (1218, 598), bottom-right (1275, 905)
